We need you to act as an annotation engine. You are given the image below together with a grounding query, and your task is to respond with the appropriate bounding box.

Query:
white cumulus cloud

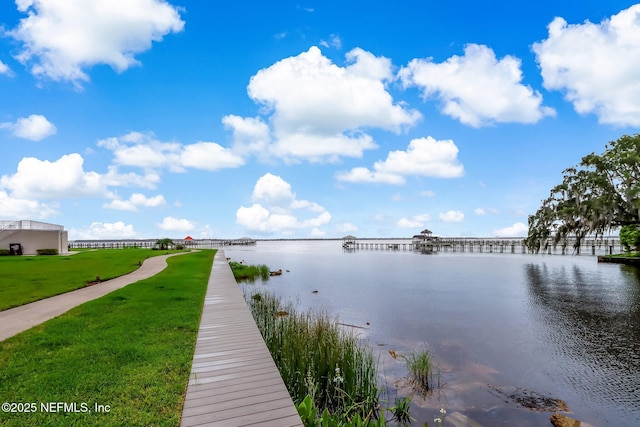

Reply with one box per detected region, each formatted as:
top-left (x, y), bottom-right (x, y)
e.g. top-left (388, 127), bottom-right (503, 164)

top-left (8, 0), bottom-right (184, 85)
top-left (0, 114), bottom-right (57, 141)
top-left (0, 153), bottom-right (110, 199)
top-left (243, 46), bottom-right (421, 162)
top-left (222, 115), bottom-right (271, 157)
top-left (439, 210), bottom-right (465, 223)
top-left (236, 173), bottom-right (331, 235)
top-left (98, 131), bottom-right (243, 172)
top-left (397, 213), bottom-right (431, 228)
top-left (336, 222), bottom-right (358, 233)
top-left (0, 190), bottom-right (58, 219)
top-left (493, 222), bottom-right (528, 237)
top-left (70, 221), bottom-right (137, 240)
top-left (0, 153), bottom-right (158, 201)
top-left (0, 60), bottom-right (12, 75)
top-left (158, 216), bottom-right (196, 232)
top-left (400, 44), bottom-right (555, 127)
top-left (104, 193), bottom-right (166, 211)
top-left (336, 136), bottom-right (464, 184)
top-left (181, 142), bottom-right (245, 170)
top-left (533, 5), bottom-right (640, 126)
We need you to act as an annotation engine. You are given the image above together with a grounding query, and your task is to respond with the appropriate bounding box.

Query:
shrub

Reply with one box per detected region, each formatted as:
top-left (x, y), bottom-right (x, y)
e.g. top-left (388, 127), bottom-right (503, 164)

top-left (620, 225), bottom-right (640, 252)
top-left (0, 249), bottom-right (10, 256)
top-left (36, 248), bottom-right (59, 256)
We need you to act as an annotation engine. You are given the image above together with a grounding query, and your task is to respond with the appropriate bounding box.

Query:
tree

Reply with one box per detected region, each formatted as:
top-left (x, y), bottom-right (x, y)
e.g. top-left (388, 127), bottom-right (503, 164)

top-left (156, 238), bottom-right (174, 250)
top-left (527, 134), bottom-right (640, 253)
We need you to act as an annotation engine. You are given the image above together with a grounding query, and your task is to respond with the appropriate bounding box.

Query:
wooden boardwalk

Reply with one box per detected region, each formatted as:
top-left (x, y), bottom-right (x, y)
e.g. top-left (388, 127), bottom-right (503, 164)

top-left (181, 250), bottom-right (303, 427)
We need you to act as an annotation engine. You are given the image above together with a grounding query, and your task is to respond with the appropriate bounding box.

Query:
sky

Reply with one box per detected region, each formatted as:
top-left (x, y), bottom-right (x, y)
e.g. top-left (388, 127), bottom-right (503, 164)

top-left (1, 0), bottom-right (640, 240)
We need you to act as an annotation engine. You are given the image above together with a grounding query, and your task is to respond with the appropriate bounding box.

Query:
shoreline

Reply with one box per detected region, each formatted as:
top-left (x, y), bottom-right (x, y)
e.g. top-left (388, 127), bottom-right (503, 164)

top-left (597, 255), bottom-right (640, 266)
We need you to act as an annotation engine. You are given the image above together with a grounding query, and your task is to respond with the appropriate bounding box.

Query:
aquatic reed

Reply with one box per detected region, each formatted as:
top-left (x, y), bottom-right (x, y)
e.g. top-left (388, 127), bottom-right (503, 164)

top-left (229, 261), bottom-right (270, 281)
top-left (403, 346), bottom-right (438, 395)
top-left (389, 396), bottom-right (413, 426)
top-left (246, 291), bottom-right (379, 420)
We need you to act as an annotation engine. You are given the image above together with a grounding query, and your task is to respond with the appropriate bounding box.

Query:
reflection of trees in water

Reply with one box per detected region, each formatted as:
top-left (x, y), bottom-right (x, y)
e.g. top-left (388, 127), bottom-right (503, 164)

top-left (523, 263), bottom-right (640, 413)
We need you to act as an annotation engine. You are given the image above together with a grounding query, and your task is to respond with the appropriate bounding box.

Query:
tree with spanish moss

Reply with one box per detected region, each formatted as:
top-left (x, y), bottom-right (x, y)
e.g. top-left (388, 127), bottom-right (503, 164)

top-left (155, 238), bottom-right (174, 250)
top-left (527, 134), bottom-right (640, 254)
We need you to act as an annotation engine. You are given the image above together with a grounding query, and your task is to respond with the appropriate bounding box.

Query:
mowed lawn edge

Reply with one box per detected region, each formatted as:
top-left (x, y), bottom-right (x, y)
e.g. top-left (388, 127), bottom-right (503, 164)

top-left (0, 249), bottom-right (215, 427)
top-left (0, 249), bottom-right (189, 311)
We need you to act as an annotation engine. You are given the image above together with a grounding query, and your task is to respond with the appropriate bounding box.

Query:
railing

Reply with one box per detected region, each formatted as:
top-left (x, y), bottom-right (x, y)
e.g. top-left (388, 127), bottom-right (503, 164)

top-left (345, 236), bottom-right (623, 256)
top-left (0, 220), bottom-right (64, 231)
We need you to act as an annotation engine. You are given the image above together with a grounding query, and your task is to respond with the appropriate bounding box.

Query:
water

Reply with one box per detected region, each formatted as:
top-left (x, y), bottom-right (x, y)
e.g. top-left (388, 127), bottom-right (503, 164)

top-left (225, 240), bottom-right (640, 426)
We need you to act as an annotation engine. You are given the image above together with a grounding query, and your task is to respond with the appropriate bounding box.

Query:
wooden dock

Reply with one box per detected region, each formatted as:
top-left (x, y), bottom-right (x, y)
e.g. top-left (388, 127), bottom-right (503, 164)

top-left (343, 237), bottom-right (623, 255)
top-left (181, 250), bottom-right (302, 427)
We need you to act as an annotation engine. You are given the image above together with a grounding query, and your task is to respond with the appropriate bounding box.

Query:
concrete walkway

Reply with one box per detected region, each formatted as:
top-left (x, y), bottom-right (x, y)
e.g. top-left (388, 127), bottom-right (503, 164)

top-left (181, 250), bottom-right (303, 427)
top-left (0, 252), bottom-right (186, 342)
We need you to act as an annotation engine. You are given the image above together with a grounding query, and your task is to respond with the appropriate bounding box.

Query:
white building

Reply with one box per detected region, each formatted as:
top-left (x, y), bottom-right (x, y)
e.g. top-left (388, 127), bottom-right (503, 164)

top-left (0, 220), bottom-right (69, 255)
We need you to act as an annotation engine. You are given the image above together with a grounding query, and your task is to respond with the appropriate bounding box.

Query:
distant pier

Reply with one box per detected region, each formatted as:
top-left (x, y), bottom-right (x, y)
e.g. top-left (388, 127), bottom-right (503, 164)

top-left (69, 238), bottom-right (256, 250)
top-left (342, 237), bottom-right (623, 256)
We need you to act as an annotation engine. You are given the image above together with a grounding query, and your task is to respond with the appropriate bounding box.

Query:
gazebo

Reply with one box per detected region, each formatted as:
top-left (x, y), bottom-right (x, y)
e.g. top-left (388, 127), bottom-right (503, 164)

top-left (412, 229), bottom-right (439, 253)
top-left (342, 235), bottom-right (357, 248)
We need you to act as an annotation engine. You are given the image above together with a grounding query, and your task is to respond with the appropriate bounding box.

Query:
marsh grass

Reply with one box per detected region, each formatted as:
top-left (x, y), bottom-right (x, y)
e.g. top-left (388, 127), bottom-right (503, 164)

top-left (247, 291), bottom-right (379, 420)
top-left (0, 250), bottom-right (214, 426)
top-left (403, 346), bottom-right (439, 395)
top-left (389, 396), bottom-right (413, 426)
top-left (0, 248), bottom-right (188, 311)
top-left (229, 261), bottom-right (270, 282)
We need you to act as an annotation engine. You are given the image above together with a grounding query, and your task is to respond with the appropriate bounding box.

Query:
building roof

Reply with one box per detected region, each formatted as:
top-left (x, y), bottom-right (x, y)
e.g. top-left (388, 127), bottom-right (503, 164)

top-left (0, 220), bottom-right (64, 231)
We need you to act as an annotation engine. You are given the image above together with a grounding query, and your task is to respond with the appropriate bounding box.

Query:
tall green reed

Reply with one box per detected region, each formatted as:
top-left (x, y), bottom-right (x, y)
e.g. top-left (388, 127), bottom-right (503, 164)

top-left (247, 291), bottom-right (379, 420)
top-left (229, 261), bottom-right (270, 281)
top-left (403, 346), bottom-right (439, 396)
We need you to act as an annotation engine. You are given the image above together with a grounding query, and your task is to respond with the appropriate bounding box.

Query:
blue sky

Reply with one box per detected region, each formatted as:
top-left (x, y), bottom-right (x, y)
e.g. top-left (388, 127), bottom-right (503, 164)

top-left (1, 0), bottom-right (639, 240)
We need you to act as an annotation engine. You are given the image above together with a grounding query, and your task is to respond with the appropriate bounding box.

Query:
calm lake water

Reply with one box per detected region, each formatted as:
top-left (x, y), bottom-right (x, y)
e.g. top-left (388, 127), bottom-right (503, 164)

top-left (225, 240), bottom-right (640, 426)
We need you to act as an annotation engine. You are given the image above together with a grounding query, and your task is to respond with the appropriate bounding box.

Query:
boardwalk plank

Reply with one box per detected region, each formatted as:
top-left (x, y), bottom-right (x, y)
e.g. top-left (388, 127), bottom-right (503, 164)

top-left (183, 382), bottom-right (288, 409)
top-left (180, 250), bottom-right (302, 427)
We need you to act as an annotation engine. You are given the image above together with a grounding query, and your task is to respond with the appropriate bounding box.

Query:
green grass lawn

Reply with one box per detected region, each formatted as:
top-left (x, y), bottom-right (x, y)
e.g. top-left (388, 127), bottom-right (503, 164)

top-left (606, 251), bottom-right (640, 258)
top-left (0, 249), bottom-right (214, 427)
top-left (0, 249), bottom-right (186, 311)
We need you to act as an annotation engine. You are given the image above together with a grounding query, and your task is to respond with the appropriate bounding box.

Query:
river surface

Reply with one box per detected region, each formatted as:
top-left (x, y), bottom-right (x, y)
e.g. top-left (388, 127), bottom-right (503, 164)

top-left (224, 240), bottom-right (640, 426)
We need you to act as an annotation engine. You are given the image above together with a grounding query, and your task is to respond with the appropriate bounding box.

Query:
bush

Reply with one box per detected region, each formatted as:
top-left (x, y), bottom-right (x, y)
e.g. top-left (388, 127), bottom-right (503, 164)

top-left (620, 225), bottom-right (640, 252)
top-left (36, 248), bottom-right (59, 256)
top-left (0, 249), bottom-right (10, 256)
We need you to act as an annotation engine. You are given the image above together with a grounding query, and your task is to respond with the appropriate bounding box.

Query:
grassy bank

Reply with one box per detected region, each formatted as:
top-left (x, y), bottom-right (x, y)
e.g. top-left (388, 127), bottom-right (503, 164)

top-left (229, 261), bottom-right (270, 281)
top-left (598, 252), bottom-right (640, 266)
top-left (0, 248), bottom-right (187, 311)
top-left (0, 249), bottom-right (214, 427)
top-left (247, 291), bottom-right (379, 422)
top-left (604, 252), bottom-right (640, 258)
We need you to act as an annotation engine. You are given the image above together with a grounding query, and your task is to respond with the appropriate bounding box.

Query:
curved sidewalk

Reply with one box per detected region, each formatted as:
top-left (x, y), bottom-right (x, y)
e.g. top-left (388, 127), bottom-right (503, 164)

top-left (0, 252), bottom-right (186, 342)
